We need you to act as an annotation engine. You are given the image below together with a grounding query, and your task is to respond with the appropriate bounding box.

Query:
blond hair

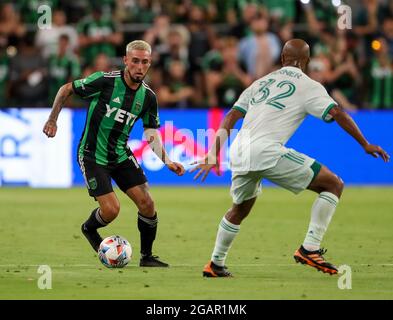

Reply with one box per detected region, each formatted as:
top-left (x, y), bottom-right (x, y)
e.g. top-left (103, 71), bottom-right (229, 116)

top-left (126, 40), bottom-right (152, 54)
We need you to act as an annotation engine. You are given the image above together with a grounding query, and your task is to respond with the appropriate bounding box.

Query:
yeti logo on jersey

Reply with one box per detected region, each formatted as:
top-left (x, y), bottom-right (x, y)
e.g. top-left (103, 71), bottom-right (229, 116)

top-left (105, 104), bottom-right (137, 126)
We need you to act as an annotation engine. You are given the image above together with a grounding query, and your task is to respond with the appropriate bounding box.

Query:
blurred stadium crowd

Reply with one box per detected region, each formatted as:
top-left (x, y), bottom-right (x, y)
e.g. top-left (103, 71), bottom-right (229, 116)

top-left (0, 0), bottom-right (392, 110)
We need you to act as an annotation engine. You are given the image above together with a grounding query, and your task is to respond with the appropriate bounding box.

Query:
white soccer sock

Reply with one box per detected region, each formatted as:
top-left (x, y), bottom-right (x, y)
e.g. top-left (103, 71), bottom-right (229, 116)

top-left (303, 192), bottom-right (339, 252)
top-left (211, 217), bottom-right (240, 267)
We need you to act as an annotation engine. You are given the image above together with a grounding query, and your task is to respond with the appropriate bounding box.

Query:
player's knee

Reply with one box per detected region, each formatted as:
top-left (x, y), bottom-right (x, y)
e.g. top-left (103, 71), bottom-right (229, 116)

top-left (137, 196), bottom-right (155, 215)
top-left (336, 176), bottom-right (344, 197)
top-left (101, 201), bottom-right (120, 220)
top-left (327, 174), bottom-right (344, 198)
top-left (226, 204), bottom-right (250, 224)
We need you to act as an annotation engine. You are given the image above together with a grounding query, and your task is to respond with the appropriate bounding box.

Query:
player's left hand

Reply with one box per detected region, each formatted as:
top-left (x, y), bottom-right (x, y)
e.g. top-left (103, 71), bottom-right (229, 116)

top-left (167, 162), bottom-right (185, 176)
top-left (364, 143), bottom-right (390, 162)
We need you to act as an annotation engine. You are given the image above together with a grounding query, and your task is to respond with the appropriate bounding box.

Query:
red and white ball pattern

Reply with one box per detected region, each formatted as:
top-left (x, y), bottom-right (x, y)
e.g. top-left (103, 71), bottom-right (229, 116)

top-left (98, 235), bottom-right (132, 268)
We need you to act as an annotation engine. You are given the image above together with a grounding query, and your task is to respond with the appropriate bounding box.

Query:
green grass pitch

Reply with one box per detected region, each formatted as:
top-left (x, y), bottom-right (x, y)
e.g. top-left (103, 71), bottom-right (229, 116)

top-left (1, 186), bottom-right (392, 300)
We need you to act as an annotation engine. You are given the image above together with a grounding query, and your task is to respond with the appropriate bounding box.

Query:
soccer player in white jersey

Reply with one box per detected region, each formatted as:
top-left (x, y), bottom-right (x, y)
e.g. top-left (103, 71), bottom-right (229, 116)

top-left (191, 39), bottom-right (390, 277)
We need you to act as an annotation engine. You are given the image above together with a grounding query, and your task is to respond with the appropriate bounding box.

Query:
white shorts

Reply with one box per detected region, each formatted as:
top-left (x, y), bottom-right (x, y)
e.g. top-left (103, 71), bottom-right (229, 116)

top-left (230, 149), bottom-right (322, 204)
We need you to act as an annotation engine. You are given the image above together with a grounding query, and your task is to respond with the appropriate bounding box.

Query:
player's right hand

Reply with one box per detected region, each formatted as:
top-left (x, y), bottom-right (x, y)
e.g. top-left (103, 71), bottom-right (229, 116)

top-left (43, 119), bottom-right (57, 138)
top-left (364, 143), bottom-right (390, 162)
top-left (189, 157), bottom-right (220, 182)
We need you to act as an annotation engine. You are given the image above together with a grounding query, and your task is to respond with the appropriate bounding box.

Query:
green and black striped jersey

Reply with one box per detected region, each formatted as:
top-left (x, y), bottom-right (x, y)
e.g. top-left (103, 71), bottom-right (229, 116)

top-left (72, 70), bottom-right (160, 166)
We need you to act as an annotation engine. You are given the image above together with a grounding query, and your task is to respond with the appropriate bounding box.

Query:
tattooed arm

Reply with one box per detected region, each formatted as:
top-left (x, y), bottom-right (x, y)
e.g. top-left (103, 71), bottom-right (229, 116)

top-left (144, 128), bottom-right (185, 176)
top-left (43, 82), bottom-right (74, 138)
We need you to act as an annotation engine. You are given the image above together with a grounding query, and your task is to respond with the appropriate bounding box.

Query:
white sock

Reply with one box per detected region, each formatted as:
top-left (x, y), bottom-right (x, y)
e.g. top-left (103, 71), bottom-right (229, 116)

top-left (211, 217), bottom-right (240, 267)
top-left (303, 192), bottom-right (339, 252)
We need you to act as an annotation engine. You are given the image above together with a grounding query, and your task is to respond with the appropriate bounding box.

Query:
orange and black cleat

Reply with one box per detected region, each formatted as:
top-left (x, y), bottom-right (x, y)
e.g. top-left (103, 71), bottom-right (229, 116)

top-left (294, 246), bottom-right (338, 275)
top-left (203, 261), bottom-right (233, 277)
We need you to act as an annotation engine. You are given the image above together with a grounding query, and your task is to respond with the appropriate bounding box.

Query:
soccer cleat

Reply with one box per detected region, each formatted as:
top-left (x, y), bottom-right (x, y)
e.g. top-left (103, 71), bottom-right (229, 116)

top-left (203, 261), bottom-right (233, 277)
top-left (81, 223), bottom-right (103, 252)
top-left (294, 245), bottom-right (338, 275)
top-left (139, 255), bottom-right (169, 267)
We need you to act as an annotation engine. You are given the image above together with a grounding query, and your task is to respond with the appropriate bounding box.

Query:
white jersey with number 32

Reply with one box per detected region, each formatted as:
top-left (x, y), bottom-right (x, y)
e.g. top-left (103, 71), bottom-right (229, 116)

top-left (230, 66), bottom-right (337, 172)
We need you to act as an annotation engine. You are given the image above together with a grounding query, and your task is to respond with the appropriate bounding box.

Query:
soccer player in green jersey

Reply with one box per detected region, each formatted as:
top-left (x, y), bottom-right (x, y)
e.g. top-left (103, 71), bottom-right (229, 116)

top-left (43, 40), bottom-right (185, 267)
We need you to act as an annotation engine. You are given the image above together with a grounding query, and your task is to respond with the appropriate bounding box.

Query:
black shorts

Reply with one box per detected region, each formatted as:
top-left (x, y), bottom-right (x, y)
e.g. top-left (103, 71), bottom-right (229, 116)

top-left (78, 155), bottom-right (147, 198)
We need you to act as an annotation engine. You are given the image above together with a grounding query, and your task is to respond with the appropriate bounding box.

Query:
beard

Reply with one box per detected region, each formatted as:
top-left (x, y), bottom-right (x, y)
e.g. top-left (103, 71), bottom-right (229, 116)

top-left (127, 68), bottom-right (144, 83)
top-left (130, 76), bottom-right (143, 83)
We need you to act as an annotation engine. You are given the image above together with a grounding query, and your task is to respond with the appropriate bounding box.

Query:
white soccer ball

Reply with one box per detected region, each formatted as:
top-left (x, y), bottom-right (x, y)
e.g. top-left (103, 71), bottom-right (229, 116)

top-left (98, 235), bottom-right (132, 268)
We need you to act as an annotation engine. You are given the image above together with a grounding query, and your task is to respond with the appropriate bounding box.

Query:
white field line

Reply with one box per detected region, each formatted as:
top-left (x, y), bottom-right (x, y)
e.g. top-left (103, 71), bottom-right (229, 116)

top-left (0, 264), bottom-right (393, 268)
